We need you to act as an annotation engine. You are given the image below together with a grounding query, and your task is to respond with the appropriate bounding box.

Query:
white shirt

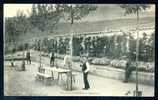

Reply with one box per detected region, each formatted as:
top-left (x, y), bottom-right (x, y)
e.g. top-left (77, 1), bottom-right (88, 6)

top-left (85, 62), bottom-right (90, 73)
top-left (49, 53), bottom-right (52, 58)
top-left (64, 55), bottom-right (72, 66)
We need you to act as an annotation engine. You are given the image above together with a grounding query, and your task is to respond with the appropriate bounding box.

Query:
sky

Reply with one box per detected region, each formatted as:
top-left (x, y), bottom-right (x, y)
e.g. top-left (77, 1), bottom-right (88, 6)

top-left (4, 4), bottom-right (32, 17)
top-left (4, 4), bottom-right (155, 22)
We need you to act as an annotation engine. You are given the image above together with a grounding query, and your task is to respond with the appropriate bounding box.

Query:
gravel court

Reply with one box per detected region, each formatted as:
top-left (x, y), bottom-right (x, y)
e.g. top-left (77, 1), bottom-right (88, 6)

top-left (4, 59), bottom-right (154, 96)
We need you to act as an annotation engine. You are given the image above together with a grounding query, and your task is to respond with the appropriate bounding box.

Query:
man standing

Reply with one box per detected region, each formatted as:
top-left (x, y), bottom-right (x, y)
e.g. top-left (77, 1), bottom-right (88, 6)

top-left (50, 51), bottom-right (55, 67)
top-left (123, 57), bottom-right (136, 83)
top-left (26, 50), bottom-right (31, 64)
top-left (64, 51), bottom-right (73, 90)
top-left (81, 56), bottom-right (90, 90)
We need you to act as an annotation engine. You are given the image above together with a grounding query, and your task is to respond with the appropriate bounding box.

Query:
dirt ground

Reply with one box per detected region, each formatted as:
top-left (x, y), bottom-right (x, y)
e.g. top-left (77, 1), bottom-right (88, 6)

top-left (4, 59), bottom-right (154, 96)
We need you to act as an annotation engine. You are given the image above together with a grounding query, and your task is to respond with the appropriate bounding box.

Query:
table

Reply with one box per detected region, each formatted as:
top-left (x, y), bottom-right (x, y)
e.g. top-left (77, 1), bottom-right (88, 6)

top-left (43, 67), bottom-right (70, 73)
top-left (43, 67), bottom-right (72, 90)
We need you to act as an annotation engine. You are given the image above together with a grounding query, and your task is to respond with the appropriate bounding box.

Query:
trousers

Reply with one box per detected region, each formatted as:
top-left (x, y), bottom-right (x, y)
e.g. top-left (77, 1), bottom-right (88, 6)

top-left (83, 72), bottom-right (90, 89)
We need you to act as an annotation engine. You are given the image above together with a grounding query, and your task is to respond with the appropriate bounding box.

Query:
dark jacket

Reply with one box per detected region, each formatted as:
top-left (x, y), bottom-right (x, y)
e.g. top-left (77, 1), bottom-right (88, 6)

top-left (82, 63), bottom-right (87, 72)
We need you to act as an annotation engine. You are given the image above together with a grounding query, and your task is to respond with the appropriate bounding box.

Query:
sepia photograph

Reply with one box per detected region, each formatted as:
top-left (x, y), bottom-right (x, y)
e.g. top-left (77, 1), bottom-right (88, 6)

top-left (4, 4), bottom-right (155, 96)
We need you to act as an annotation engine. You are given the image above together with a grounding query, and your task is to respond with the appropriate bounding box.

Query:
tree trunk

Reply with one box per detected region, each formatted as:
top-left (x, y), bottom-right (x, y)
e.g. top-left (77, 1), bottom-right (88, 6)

top-left (135, 8), bottom-right (140, 96)
top-left (70, 5), bottom-right (74, 56)
top-left (22, 32), bottom-right (25, 71)
top-left (21, 44), bottom-right (25, 70)
top-left (11, 40), bottom-right (14, 67)
top-left (40, 41), bottom-right (42, 68)
top-left (69, 5), bottom-right (73, 90)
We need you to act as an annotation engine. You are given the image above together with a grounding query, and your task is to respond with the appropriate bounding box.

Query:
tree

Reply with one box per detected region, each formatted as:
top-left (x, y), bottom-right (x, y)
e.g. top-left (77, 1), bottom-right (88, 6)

top-left (5, 17), bottom-right (17, 43)
top-left (16, 11), bottom-right (30, 38)
top-left (5, 11), bottom-right (30, 43)
top-left (62, 4), bottom-right (97, 56)
top-left (61, 4), bottom-right (97, 90)
top-left (5, 17), bottom-right (17, 67)
top-left (29, 4), bottom-right (38, 29)
top-left (29, 4), bottom-right (62, 32)
top-left (120, 4), bottom-right (150, 96)
top-left (62, 4), bottom-right (97, 24)
top-left (16, 11), bottom-right (30, 70)
top-left (5, 10), bottom-right (30, 68)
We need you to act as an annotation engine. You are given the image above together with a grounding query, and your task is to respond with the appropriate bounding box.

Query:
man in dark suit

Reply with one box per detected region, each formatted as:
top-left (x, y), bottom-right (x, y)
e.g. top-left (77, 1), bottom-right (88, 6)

top-left (81, 56), bottom-right (90, 90)
top-left (26, 50), bottom-right (31, 64)
top-left (123, 57), bottom-right (136, 83)
top-left (50, 51), bottom-right (55, 67)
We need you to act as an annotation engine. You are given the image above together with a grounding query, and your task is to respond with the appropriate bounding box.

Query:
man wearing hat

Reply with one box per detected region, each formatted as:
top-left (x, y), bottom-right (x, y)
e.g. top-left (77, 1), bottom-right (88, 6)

top-left (80, 55), bottom-right (90, 90)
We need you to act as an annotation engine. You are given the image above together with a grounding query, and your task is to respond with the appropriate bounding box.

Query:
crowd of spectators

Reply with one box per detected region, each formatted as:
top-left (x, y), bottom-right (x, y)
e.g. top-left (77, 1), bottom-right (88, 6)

top-left (33, 31), bottom-right (154, 62)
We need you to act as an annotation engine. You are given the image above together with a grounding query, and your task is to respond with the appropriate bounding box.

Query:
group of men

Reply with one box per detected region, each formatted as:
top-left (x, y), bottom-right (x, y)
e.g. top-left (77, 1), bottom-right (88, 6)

top-left (26, 48), bottom-right (133, 90)
top-left (25, 49), bottom-right (91, 90)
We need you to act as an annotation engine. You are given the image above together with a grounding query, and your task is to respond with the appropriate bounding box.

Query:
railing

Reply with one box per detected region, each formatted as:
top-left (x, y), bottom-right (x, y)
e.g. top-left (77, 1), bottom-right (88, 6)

top-left (5, 27), bottom-right (154, 44)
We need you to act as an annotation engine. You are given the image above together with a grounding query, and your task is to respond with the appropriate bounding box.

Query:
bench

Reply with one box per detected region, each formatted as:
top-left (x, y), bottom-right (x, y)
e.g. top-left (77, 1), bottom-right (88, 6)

top-left (43, 67), bottom-right (70, 85)
top-left (35, 72), bottom-right (53, 86)
top-left (5, 57), bottom-right (26, 61)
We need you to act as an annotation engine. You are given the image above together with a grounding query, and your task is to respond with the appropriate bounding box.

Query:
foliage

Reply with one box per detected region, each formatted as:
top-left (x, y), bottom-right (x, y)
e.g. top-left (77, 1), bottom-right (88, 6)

top-left (28, 4), bottom-right (97, 31)
top-left (15, 11), bottom-right (30, 35)
top-left (5, 11), bottom-right (30, 44)
top-left (62, 4), bottom-right (97, 24)
top-left (33, 30), bottom-right (154, 62)
top-left (5, 17), bottom-right (17, 43)
top-left (29, 4), bottom-right (62, 32)
top-left (119, 4), bottom-right (150, 15)
top-left (119, 4), bottom-right (151, 63)
top-left (5, 4), bottom-right (97, 41)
